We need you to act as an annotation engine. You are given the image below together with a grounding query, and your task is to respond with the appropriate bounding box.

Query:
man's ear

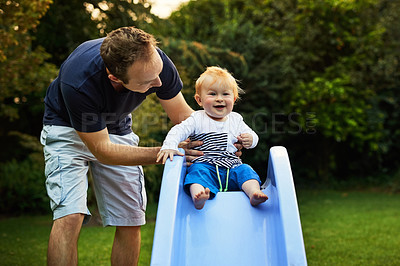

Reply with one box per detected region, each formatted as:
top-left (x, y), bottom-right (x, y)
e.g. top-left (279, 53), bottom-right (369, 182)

top-left (108, 73), bottom-right (122, 84)
top-left (194, 94), bottom-right (202, 106)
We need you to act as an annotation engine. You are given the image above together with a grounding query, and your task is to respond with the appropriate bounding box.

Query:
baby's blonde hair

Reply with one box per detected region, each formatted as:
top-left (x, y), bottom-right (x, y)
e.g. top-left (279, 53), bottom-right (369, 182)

top-left (195, 66), bottom-right (244, 101)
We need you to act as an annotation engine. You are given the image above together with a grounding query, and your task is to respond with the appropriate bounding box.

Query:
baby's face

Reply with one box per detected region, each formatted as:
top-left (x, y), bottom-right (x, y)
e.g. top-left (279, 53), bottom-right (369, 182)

top-left (196, 85), bottom-right (235, 122)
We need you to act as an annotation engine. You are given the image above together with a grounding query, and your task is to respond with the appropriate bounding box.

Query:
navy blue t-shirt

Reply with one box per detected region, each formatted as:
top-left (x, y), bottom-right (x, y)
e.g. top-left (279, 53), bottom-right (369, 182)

top-left (43, 38), bottom-right (182, 135)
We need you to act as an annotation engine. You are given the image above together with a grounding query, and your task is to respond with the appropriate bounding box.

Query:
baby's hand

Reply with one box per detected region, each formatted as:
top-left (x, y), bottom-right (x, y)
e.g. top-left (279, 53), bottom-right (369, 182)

top-left (156, 149), bottom-right (184, 164)
top-left (237, 133), bottom-right (253, 149)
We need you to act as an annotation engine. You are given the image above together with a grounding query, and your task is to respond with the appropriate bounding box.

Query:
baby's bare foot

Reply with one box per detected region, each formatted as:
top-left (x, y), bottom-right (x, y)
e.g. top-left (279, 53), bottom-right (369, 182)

top-left (250, 190), bottom-right (268, 206)
top-left (194, 188), bottom-right (210, 210)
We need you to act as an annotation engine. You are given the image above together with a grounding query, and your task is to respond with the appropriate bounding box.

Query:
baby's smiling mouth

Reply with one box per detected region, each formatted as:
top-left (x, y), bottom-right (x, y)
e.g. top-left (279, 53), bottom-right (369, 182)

top-left (214, 105), bottom-right (225, 109)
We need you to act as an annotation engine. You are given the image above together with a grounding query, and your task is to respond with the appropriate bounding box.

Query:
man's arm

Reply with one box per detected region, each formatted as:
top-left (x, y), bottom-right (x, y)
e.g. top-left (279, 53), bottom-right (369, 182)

top-left (77, 128), bottom-right (160, 166)
top-left (158, 92), bottom-right (194, 124)
top-left (77, 93), bottom-right (194, 166)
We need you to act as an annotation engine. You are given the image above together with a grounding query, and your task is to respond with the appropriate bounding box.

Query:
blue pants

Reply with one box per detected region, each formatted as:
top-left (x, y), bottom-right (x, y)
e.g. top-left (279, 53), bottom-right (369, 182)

top-left (184, 162), bottom-right (261, 198)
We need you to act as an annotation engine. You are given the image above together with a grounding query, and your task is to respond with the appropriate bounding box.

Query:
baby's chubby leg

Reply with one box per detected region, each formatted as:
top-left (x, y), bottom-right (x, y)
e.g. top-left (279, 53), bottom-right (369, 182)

top-left (189, 183), bottom-right (210, 210)
top-left (242, 179), bottom-right (268, 206)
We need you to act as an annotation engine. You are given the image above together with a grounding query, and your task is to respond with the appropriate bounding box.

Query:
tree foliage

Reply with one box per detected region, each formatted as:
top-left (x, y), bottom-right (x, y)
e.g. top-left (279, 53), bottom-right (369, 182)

top-left (34, 0), bottom-right (159, 66)
top-left (33, 0), bottom-right (100, 66)
top-left (0, 0), bottom-right (58, 166)
top-left (162, 0), bottom-right (400, 180)
top-left (0, 0), bottom-right (57, 122)
top-left (1, 0), bottom-right (400, 213)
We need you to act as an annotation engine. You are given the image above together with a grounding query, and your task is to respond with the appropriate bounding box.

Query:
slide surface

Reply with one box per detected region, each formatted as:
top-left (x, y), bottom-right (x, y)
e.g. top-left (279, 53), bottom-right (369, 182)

top-left (150, 146), bottom-right (307, 266)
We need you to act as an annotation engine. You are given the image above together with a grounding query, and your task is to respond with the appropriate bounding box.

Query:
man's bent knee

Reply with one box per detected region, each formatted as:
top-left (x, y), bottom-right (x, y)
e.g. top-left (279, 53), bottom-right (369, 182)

top-left (48, 214), bottom-right (85, 266)
top-left (115, 225), bottom-right (141, 240)
top-left (112, 226), bottom-right (142, 265)
top-left (116, 225), bottom-right (141, 232)
top-left (52, 213), bottom-right (85, 233)
top-left (55, 213), bottom-right (85, 224)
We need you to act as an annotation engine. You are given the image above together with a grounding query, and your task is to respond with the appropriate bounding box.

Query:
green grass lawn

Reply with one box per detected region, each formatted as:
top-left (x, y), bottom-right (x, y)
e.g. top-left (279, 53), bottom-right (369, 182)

top-left (298, 190), bottom-right (400, 265)
top-left (1, 190), bottom-right (399, 265)
top-left (0, 204), bottom-right (158, 266)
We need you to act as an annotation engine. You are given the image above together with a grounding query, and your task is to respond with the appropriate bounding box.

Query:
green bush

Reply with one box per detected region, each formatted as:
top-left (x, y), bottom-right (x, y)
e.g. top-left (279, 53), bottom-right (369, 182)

top-left (0, 154), bottom-right (49, 215)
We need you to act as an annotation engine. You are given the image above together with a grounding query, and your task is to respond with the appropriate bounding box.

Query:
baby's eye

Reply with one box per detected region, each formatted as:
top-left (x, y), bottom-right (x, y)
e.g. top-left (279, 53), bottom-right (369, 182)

top-left (208, 92), bottom-right (216, 95)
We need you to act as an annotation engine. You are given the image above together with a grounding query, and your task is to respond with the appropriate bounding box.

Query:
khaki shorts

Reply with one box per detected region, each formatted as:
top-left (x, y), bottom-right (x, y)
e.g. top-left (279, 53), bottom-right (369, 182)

top-left (40, 125), bottom-right (147, 226)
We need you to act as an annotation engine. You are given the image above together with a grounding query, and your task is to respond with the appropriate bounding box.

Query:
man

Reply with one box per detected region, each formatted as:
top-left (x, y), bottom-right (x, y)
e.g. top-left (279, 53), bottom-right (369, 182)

top-left (41, 26), bottom-right (197, 265)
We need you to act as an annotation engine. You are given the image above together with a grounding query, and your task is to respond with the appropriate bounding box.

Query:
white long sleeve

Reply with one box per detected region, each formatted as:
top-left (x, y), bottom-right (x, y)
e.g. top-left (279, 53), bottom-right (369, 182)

top-left (160, 110), bottom-right (259, 151)
top-left (160, 115), bottom-right (197, 151)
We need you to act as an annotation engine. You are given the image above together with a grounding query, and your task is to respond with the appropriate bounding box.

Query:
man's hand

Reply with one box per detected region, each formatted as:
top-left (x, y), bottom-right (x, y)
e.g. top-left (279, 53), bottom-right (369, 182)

top-left (178, 139), bottom-right (204, 166)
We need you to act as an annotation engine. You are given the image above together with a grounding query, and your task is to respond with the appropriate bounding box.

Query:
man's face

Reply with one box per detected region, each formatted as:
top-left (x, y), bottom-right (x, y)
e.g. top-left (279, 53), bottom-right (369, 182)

top-left (121, 46), bottom-right (163, 93)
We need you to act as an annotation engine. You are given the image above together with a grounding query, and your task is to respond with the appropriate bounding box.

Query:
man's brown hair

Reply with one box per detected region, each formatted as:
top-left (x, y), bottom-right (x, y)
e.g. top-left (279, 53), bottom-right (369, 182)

top-left (100, 26), bottom-right (158, 84)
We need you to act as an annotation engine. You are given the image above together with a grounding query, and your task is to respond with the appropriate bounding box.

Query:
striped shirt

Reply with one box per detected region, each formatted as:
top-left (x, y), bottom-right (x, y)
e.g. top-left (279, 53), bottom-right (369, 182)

top-left (160, 110), bottom-right (258, 168)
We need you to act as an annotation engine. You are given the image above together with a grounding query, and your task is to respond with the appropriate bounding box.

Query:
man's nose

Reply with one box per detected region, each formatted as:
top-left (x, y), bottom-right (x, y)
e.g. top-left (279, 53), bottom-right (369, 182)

top-left (152, 77), bottom-right (162, 87)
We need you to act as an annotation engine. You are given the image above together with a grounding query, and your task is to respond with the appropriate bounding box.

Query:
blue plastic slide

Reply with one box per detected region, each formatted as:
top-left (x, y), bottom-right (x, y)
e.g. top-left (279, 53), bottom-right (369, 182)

top-left (150, 146), bottom-right (307, 266)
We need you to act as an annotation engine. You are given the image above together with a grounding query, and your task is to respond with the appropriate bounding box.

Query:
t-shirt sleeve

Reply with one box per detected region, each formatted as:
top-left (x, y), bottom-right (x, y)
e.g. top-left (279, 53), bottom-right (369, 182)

top-left (161, 114), bottom-right (197, 151)
top-left (155, 49), bottom-right (183, 100)
top-left (60, 82), bottom-right (106, 132)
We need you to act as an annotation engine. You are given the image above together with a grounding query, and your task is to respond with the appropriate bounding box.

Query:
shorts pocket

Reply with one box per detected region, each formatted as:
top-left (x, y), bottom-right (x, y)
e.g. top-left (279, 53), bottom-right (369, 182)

top-left (45, 156), bottom-right (62, 210)
top-left (40, 125), bottom-right (51, 146)
top-left (138, 166), bottom-right (147, 212)
top-left (130, 132), bottom-right (140, 146)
